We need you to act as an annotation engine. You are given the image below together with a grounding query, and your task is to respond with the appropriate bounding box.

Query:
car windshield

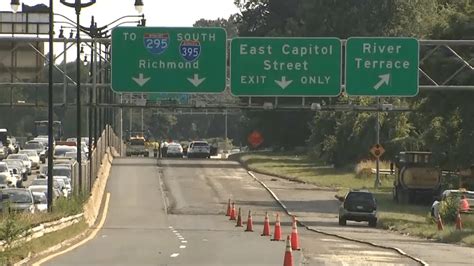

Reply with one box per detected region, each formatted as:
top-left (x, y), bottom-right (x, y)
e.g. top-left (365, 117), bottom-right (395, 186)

top-left (25, 142), bottom-right (43, 150)
top-left (31, 179), bottom-right (47, 186)
top-left (5, 160), bottom-right (22, 168)
top-left (53, 168), bottom-right (71, 177)
top-left (20, 150), bottom-right (37, 156)
top-left (130, 139), bottom-right (145, 145)
top-left (3, 190), bottom-right (32, 204)
top-left (193, 142), bottom-right (209, 146)
top-left (33, 193), bottom-right (47, 204)
top-left (55, 147), bottom-right (76, 156)
top-left (7, 154), bottom-right (27, 160)
top-left (346, 193), bottom-right (374, 202)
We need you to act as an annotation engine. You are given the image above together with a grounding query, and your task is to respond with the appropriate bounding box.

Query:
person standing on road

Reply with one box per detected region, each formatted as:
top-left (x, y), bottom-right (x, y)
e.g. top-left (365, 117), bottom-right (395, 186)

top-left (431, 198), bottom-right (441, 221)
top-left (459, 195), bottom-right (470, 213)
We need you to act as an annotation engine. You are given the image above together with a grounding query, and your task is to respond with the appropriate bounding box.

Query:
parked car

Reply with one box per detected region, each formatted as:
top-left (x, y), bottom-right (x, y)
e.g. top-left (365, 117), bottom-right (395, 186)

top-left (0, 188), bottom-right (37, 214)
top-left (166, 143), bottom-right (184, 158)
top-left (187, 141), bottom-right (211, 158)
top-left (19, 149), bottom-right (40, 169)
top-left (7, 153), bottom-right (32, 174)
top-left (338, 190), bottom-right (378, 227)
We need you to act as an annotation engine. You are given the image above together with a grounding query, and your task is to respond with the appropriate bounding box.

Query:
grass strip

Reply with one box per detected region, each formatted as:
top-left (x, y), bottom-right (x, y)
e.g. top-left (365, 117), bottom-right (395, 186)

top-left (235, 151), bottom-right (474, 246)
top-left (0, 219), bottom-right (88, 264)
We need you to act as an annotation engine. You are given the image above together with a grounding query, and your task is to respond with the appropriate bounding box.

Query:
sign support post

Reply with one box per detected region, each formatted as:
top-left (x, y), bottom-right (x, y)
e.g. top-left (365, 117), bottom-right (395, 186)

top-left (375, 97), bottom-right (381, 189)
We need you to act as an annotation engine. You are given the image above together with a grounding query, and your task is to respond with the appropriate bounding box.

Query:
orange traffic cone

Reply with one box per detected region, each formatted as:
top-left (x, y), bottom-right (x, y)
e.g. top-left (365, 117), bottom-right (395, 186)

top-left (245, 210), bottom-right (254, 232)
top-left (283, 235), bottom-right (294, 266)
top-left (437, 215), bottom-right (444, 231)
top-left (229, 202), bottom-right (236, 220)
top-left (291, 216), bottom-right (300, 250)
top-left (236, 208), bottom-right (243, 227)
top-left (262, 212), bottom-right (271, 236)
top-left (225, 198), bottom-right (231, 216)
top-left (272, 213), bottom-right (282, 241)
top-left (455, 212), bottom-right (463, 231)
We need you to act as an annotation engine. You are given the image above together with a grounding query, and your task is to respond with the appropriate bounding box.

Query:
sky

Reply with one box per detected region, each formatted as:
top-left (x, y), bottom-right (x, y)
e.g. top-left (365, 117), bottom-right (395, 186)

top-left (1, 0), bottom-right (240, 27)
top-left (0, 0), bottom-right (240, 61)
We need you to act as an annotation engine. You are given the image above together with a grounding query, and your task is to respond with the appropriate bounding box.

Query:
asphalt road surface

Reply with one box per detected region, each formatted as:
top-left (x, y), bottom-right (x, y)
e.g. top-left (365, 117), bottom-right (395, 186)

top-left (41, 157), bottom-right (414, 265)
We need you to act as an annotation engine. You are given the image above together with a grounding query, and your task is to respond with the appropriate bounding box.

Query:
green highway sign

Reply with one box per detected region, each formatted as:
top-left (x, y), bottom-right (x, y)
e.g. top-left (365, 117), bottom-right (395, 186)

top-left (230, 38), bottom-right (341, 96)
top-left (345, 37), bottom-right (419, 96)
top-left (111, 27), bottom-right (226, 93)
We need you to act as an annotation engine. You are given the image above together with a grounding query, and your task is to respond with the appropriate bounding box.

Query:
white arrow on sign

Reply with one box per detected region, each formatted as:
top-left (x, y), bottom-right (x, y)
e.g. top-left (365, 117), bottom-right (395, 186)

top-left (132, 73), bottom-right (150, 87)
top-left (373, 74), bottom-right (390, 90)
top-left (275, 76), bottom-right (293, 89)
top-left (187, 74), bottom-right (206, 87)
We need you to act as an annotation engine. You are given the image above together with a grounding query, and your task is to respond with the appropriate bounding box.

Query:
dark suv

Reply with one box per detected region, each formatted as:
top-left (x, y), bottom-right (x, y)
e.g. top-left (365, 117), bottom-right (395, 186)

top-left (338, 190), bottom-right (377, 227)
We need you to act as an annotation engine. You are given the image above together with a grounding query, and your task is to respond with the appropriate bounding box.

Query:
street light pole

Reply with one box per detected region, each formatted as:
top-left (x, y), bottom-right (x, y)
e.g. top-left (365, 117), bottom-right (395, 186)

top-left (60, 0), bottom-right (96, 194)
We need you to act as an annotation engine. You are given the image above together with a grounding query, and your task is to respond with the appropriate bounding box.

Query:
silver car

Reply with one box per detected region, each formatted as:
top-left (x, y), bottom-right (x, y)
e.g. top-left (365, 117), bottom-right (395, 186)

top-left (0, 188), bottom-right (37, 214)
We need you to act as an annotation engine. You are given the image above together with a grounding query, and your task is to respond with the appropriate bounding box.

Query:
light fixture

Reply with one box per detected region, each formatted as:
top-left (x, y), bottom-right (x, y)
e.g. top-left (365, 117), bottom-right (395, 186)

top-left (80, 45), bottom-right (84, 54)
top-left (134, 0), bottom-right (144, 14)
top-left (10, 0), bottom-right (20, 12)
top-left (59, 28), bottom-right (65, 38)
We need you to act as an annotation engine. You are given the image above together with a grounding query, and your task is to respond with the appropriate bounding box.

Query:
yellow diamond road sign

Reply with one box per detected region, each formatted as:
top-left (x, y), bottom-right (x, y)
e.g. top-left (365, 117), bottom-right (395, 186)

top-left (370, 144), bottom-right (385, 158)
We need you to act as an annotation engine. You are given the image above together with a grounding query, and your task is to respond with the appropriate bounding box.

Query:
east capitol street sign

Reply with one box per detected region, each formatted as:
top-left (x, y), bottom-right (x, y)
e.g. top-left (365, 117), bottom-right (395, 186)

top-left (345, 37), bottom-right (419, 96)
top-left (111, 27), bottom-right (226, 93)
top-left (230, 38), bottom-right (342, 96)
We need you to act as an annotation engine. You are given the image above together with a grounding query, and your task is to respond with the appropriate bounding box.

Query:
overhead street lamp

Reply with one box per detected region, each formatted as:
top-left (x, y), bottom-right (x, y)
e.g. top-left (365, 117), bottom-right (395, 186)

top-left (59, 0), bottom-right (98, 195)
top-left (134, 0), bottom-right (144, 13)
top-left (10, 0), bottom-right (20, 12)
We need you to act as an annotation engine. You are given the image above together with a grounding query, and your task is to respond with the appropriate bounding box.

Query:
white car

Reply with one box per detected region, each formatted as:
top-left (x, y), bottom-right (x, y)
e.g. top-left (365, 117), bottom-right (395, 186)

top-left (54, 176), bottom-right (72, 195)
top-left (54, 145), bottom-right (77, 158)
top-left (0, 162), bottom-right (16, 187)
top-left (187, 141), bottom-right (211, 158)
top-left (19, 149), bottom-right (40, 169)
top-left (166, 143), bottom-right (184, 158)
top-left (7, 154), bottom-right (32, 174)
top-left (32, 191), bottom-right (48, 212)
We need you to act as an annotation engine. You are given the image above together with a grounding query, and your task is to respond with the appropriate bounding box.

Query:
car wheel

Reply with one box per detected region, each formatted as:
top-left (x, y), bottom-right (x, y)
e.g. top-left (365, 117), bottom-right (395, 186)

top-left (338, 217), bottom-right (346, 226)
top-left (369, 219), bottom-right (377, 228)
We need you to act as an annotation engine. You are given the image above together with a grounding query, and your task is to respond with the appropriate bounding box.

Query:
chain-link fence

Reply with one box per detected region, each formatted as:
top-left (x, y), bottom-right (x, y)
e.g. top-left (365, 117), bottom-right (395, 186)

top-left (70, 125), bottom-right (122, 196)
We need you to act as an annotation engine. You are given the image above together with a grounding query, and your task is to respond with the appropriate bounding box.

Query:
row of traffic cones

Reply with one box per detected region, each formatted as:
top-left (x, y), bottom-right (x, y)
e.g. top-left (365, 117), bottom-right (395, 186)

top-left (436, 212), bottom-right (463, 231)
top-left (225, 199), bottom-right (300, 266)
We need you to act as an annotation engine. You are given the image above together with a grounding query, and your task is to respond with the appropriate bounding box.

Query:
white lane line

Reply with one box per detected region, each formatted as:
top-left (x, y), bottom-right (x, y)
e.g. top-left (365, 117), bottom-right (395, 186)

top-left (172, 230), bottom-right (178, 233)
top-left (170, 253), bottom-right (180, 258)
top-left (179, 245), bottom-right (186, 249)
top-left (181, 240), bottom-right (188, 243)
top-left (178, 237), bottom-right (185, 240)
top-left (168, 226), bottom-right (173, 229)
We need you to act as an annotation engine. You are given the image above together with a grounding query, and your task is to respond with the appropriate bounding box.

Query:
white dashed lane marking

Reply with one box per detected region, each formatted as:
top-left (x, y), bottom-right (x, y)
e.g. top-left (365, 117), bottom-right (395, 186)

top-left (169, 226), bottom-right (188, 258)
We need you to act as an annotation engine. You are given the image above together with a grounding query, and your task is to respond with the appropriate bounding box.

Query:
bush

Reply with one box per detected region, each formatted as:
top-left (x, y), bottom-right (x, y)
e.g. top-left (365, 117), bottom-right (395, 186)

top-left (439, 195), bottom-right (459, 223)
top-left (54, 195), bottom-right (86, 216)
top-left (0, 209), bottom-right (31, 265)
